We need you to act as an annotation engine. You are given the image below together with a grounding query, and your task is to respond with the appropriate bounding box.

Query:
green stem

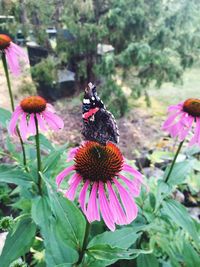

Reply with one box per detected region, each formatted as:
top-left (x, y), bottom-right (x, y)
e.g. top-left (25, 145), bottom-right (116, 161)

top-left (2, 52), bottom-right (28, 170)
top-left (34, 114), bottom-right (42, 195)
top-left (2, 52), bottom-right (14, 111)
top-left (165, 141), bottom-right (184, 183)
top-left (77, 220), bottom-right (91, 265)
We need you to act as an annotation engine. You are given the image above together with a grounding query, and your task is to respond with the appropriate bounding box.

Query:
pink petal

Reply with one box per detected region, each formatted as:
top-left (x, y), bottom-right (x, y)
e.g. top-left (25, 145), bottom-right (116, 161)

top-left (107, 181), bottom-right (127, 225)
top-left (67, 147), bottom-right (79, 162)
top-left (87, 182), bottom-right (100, 222)
top-left (179, 115), bottom-right (193, 141)
top-left (123, 164), bottom-right (143, 183)
top-left (6, 47), bottom-right (21, 75)
top-left (36, 113), bottom-right (47, 131)
top-left (162, 111), bottom-right (182, 129)
top-left (113, 178), bottom-right (138, 224)
top-left (56, 165), bottom-right (75, 187)
top-left (168, 103), bottom-right (183, 112)
top-left (27, 113), bottom-right (36, 136)
top-left (42, 110), bottom-right (64, 130)
top-left (118, 174), bottom-right (141, 197)
top-left (78, 180), bottom-right (90, 213)
top-left (19, 112), bottom-right (28, 140)
top-left (9, 42), bottom-right (29, 63)
top-left (189, 118), bottom-right (200, 146)
top-left (8, 106), bottom-right (23, 136)
top-left (46, 103), bottom-right (55, 113)
top-left (68, 173), bottom-right (78, 185)
top-left (65, 174), bottom-right (82, 200)
top-left (98, 181), bottom-right (115, 231)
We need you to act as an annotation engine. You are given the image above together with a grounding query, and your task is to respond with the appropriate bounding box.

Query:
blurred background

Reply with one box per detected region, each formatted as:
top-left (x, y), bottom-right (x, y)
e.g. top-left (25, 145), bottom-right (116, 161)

top-left (0, 0), bottom-right (200, 158)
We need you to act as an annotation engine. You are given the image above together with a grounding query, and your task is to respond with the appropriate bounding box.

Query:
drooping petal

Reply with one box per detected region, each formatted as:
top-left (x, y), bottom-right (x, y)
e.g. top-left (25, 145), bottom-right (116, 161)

top-left (107, 181), bottom-right (127, 225)
top-left (8, 106), bottom-right (23, 136)
top-left (27, 113), bottom-right (36, 136)
top-left (162, 111), bottom-right (182, 129)
top-left (87, 182), bottom-right (100, 222)
top-left (65, 174), bottom-right (82, 200)
top-left (123, 164), bottom-right (143, 184)
top-left (42, 110), bottom-right (64, 130)
top-left (168, 103), bottom-right (183, 112)
top-left (6, 47), bottom-right (21, 75)
top-left (78, 180), bottom-right (90, 213)
top-left (113, 178), bottom-right (138, 224)
top-left (56, 165), bottom-right (75, 187)
top-left (19, 112), bottom-right (28, 140)
top-left (98, 181), bottom-right (115, 231)
top-left (179, 115), bottom-right (193, 141)
top-left (9, 42), bottom-right (29, 63)
top-left (46, 103), bottom-right (56, 113)
top-left (118, 174), bottom-right (141, 197)
top-left (36, 113), bottom-right (47, 131)
top-left (67, 147), bottom-right (79, 162)
top-left (68, 173), bottom-right (78, 185)
top-left (189, 117), bottom-right (200, 146)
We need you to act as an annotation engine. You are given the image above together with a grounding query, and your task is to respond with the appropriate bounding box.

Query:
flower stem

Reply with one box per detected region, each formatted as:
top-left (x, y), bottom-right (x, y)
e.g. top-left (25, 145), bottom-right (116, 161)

top-left (1, 52), bottom-right (28, 170)
top-left (165, 141), bottom-right (184, 183)
top-left (34, 114), bottom-right (42, 195)
top-left (77, 220), bottom-right (91, 265)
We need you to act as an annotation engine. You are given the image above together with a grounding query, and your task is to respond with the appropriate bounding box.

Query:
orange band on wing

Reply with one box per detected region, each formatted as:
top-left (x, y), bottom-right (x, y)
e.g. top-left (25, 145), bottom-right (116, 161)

top-left (82, 107), bottom-right (99, 119)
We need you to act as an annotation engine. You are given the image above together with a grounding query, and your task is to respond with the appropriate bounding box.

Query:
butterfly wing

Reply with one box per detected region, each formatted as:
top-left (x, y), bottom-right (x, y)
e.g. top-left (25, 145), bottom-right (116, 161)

top-left (82, 83), bottom-right (119, 145)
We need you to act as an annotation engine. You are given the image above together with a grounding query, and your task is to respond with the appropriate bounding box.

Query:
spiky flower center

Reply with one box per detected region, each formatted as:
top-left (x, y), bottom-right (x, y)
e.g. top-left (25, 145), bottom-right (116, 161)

top-left (183, 98), bottom-right (200, 117)
top-left (0, 34), bottom-right (11, 50)
top-left (74, 142), bottom-right (123, 182)
top-left (20, 96), bottom-right (47, 113)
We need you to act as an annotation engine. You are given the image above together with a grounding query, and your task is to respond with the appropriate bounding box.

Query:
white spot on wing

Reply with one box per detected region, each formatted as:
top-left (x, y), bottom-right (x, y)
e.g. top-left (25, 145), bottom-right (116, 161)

top-left (83, 99), bottom-right (90, 104)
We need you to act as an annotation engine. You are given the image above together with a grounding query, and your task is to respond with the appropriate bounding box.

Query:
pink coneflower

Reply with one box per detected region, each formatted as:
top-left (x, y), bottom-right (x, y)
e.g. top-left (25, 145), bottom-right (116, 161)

top-left (9, 96), bottom-right (64, 140)
top-left (56, 141), bottom-right (144, 231)
top-left (162, 98), bottom-right (200, 146)
top-left (0, 34), bottom-right (29, 76)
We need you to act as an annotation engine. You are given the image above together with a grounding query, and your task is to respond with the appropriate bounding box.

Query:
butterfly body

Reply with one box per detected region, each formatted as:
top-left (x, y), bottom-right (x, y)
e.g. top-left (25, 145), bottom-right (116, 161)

top-left (82, 83), bottom-right (119, 145)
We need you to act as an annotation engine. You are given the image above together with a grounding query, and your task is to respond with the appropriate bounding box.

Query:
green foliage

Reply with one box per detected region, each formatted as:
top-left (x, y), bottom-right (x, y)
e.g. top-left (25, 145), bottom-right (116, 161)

top-left (0, 215), bottom-right (36, 267)
top-left (31, 56), bottom-right (58, 87)
top-left (100, 80), bottom-right (128, 118)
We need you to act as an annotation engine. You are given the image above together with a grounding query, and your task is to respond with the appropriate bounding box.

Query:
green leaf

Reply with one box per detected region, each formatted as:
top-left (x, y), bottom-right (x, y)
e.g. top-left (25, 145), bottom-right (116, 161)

top-left (162, 199), bottom-right (200, 247)
top-left (32, 196), bottom-right (79, 266)
top-left (42, 146), bottom-right (66, 173)
top-left (164, 160), bottom-right (194, 185)
top-left (0, 215), bottom-right (36, 266)
top-left (41, 174), bottom-right (86, 251)
top-left (0, 165), bottom-right (33, 187)
top-left (137, 254), bottom-right (159, 267)
top-left (155, 180), bottom-right (172, 211)
top-left (87, 244), bottom-right (151, 263)
top-left (0, 108), bottom-right (11, 127)
top-left (181, 241), bottom-right (200, 267)
top-left (88, 227), bottom-right (140, 249)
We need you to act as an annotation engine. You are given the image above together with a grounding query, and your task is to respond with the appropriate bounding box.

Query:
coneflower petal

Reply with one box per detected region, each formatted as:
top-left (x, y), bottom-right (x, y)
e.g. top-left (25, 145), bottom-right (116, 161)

top-left (56, 165), bottom-right (75, 187)
top-left (19, 112), bottom-right (28, 141)
top-left (87, 182), bottom-right (100, 222)
top-left (99, 181), bottom-right (115, 231)
top-left (28, 113), bottom-right (36, 136)
top-left (78, 180), bottom-right (90, 213)
top-left (107, 181), bottom-right (127, 225)
top-left (113, 178), bottom-right (138, 224)
top-left (9, 106), bottom-right (23, 136)
top-left (65, 175), bottom-right (82, 200)
top-left (118, 174), bottom-right (141, 197)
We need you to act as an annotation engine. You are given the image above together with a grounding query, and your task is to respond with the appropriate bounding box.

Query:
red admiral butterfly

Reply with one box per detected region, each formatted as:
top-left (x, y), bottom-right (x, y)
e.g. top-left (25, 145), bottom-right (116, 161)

top-left (82, 83), bottom-right (119, 145)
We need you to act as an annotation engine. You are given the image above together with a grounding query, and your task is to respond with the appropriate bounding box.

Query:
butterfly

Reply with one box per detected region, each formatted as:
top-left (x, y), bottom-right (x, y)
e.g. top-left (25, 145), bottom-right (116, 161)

top-left (82, 82), bottom-right (119, 145)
